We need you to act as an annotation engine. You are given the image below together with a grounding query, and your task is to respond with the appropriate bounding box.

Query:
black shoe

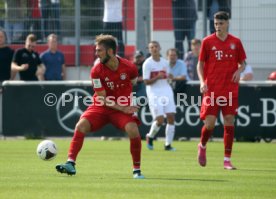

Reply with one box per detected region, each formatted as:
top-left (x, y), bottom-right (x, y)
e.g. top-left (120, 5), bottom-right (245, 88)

top-left (164, 144), bottom-right (176, 151)
top-left (133, 170), bottom-right (145, 179)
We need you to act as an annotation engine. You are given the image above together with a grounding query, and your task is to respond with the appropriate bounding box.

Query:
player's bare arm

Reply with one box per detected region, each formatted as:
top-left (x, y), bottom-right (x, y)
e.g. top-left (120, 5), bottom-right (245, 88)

top-left (232, 61), bottom-right (246, 83)
top-left (197, 61), bottom-right (208, 93)
top-left (95, 89), bottom-right (139, 114)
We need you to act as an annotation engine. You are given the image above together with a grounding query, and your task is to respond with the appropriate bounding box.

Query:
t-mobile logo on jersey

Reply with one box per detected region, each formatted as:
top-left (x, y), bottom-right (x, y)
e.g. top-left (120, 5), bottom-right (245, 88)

top-left (215, 50), bottom-right (223, 60)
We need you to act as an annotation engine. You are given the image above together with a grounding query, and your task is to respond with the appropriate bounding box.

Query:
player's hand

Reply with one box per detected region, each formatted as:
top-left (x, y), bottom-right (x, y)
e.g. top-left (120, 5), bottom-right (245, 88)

top-left (121, 106), bottom-right (140, 114)
top-left (157, 71), bottom-right (166, 79)
top-left (200, 83), bottom-right (208, 93)
top-left (21, 64), bottom-right (29, 71)
top-left (232, 70), bottom-right (241, 83)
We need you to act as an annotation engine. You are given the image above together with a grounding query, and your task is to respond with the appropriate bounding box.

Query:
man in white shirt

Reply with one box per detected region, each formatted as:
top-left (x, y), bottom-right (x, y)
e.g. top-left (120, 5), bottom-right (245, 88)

top-left (143, 41), bottom-right (176, 151)
top-left (103, 0), bottom-right (125, 57)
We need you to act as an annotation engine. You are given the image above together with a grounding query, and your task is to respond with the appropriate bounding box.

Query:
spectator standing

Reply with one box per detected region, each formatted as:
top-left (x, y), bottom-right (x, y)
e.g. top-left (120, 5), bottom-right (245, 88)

top-left (0, 29), bottom-right (14, 82)
top-left (103, 0), bottom-right (125, 57)
top-left (133, 50), bottom-right (146, 98)
top-left (11, 34), bottom-right (45, 80)
top-left (172, 0), bottom-right (198, 59)
top-left (50, 0), bottom-right (61, 36)
top-left (184, 38), bottom-right (201, 80)
top-left (197, 11), bottom-right (246, 170)
top-left (4, 0), bottom-right (26, 44)
top-left (40, 0), bottom-right (51, 39)
top-left (207, 0), bottom-right (231, 34)
top-left (167, 48), bottom-right (189, 93)
top-left (143, 41), bottom-right (176, 151)
top-left (55, 34), bottom-right (145, 179)
top-left (240, 62), bottom-right (253, 81)
top-left (40, 34), bottom-right (66, 80)
top-left (27, 0), bottom-right (43, 41)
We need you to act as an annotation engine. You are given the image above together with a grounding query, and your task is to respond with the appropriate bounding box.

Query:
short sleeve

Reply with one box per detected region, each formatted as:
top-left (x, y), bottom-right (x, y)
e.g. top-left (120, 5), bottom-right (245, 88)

top-left (91, 66), bottom-right (105, 92)
top-left (199, 39), bottom-right (207, 62)
top-left (142, 59), bottom-right (151, 80)
top-left (237, 40), bottom-right (247, 63)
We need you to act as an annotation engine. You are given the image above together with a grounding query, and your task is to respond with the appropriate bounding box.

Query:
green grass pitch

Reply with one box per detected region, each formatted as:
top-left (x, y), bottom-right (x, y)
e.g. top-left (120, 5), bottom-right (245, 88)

top-left (0, 139), bottom-right (276, 199)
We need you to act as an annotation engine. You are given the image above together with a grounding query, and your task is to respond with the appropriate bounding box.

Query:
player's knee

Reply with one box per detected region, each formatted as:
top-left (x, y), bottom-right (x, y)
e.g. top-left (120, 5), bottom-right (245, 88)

top-left (75, 120), bottom-right (90, 134)
top-left (156, 117), bottom-right (164, 126)
top-left (204, 123), bottom-right (215, 130)
top-left (224, 115), bottom-right (234, 126)
top-left (125, 123), bottom-right (139, 138)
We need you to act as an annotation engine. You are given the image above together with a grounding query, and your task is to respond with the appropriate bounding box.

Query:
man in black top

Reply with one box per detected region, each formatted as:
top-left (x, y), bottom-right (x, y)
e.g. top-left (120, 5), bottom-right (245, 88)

top-left (0, 29), bottom-right (14, 82)
top-left (11, 34), bottom-right (45, 80)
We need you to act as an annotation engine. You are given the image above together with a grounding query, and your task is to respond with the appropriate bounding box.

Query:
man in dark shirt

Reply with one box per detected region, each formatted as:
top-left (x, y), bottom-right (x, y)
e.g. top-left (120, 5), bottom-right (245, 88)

top-left (0, 29), bottom-right (14, 82)
top-left (11, 34), bottom-right (45, 80)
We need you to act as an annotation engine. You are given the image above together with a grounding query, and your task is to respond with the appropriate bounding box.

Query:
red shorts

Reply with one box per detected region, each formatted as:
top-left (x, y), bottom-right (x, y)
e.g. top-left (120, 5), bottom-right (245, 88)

top-left (200, 95), bottom-right (238, 120)
top-left (80, 106), bottom-right (140, 132)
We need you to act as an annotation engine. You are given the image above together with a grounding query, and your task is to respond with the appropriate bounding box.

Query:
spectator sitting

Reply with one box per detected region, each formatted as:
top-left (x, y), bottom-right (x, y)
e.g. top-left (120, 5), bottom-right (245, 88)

top-left (240, 61), bottom-right (253, 81)
top-left (40, 34), bottom-right (66, 80)
top-left (184, 38), bottom-right (201, 80)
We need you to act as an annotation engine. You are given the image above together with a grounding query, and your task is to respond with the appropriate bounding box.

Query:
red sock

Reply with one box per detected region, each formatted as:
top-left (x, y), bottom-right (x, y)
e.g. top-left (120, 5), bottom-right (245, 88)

top-left (224, 126), bottom-right (234, 158)
top-left (130, 136), bottom-right (142, 170)
top-left (200, 126), bottom-right (213, 146)
top-left (68, 130), bottom-right (85, 162)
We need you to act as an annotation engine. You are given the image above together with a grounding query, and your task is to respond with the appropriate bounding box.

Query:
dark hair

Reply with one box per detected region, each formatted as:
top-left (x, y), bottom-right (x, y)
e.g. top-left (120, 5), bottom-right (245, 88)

top-left (191, 38), bottom-right (201, 45)
top-left (166, 48), bottom-right (179, 57)
top-left (214, 11), bottom-right (230, 21)
top-left (95, 34), bottom-right (117, 54)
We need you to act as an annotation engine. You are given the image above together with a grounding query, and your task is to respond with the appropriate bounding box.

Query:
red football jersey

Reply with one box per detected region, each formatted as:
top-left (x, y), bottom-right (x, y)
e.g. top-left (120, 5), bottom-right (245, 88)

top-left (199, 33), bottom-right (246, 98)
top-left (91, 57), bottom-right (138, 106)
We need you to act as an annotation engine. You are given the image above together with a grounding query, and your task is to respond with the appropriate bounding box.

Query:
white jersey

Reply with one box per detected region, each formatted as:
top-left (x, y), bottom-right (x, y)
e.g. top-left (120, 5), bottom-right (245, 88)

top-left (143, 56), bottom-right (173, 96)
top-left (142, 56), bottom-right (176, 117)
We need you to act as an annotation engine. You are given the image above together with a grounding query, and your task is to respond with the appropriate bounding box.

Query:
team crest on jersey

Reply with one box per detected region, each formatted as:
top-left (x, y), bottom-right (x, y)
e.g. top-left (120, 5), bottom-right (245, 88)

top-left (230, 43), bottom-right (236, 50)
top-left (120, 73), bottom-right (127, 80)
top-left (104, 77), bottom-right (110, 81)
top-left (32, 53), bottom-right (36, 59)
top-left (212, 46), bottom-right (217, 51)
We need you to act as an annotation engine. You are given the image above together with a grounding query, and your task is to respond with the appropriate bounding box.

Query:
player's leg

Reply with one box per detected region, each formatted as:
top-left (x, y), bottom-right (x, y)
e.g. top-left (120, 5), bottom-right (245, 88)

top-left (56, 118), bottom-right (90, 175)
top-left (146, 115), bottom-right (164, 150)
top-left (56, 108), bottom-right (107, 175)
top-left (146, 99), bottom-right (165, 150)
top-left (198, 95), bottom-right (218, 167)
top-left (110, 112), bottom-right (144, 179)
top-left (222, 98), bottom-right (238, 170)
top-left (164, 93), bottom-right (176, 151)
top-left (164, 113), bottom-right (176, 151)
top-left (124, 122), bottom-right (145, 179)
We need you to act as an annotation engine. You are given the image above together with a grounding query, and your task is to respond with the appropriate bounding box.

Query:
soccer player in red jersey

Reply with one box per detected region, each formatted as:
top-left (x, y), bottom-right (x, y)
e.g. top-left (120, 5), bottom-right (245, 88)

top-left (56, 34), bottom-right (145, 179)
top-left (197, 11), bottom-right (246, 170)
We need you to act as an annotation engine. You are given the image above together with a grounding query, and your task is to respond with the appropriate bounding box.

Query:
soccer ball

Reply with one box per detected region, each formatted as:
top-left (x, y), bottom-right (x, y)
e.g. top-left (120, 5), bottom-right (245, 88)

top-left (36, 140), bottom-right (58, 161)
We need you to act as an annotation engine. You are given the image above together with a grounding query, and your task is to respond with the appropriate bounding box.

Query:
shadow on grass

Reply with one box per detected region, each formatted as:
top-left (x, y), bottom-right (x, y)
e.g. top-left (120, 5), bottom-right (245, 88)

top-left (144, 178), bottom-right (228, 182)
top-left (238, 168), bottom-right (276, 173)
top-left (119, 177), bottom-right (227, 182)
